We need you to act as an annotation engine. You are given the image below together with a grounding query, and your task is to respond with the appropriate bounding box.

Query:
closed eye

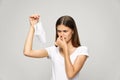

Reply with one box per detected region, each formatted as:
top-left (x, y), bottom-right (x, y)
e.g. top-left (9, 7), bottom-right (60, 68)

top-left (57, 30), bottom-right (61, 33)
top-left (57, 30), bottom-right (68, 33)
top-left (63, 30), bottom-right (68, 33)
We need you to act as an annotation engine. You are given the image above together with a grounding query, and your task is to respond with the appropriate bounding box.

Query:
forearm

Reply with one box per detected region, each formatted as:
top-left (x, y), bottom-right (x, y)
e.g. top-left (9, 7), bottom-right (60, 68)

top-left (64, 48), bottom-right (88, 79)
top-left (63, 48), bottom-right (75, 78)
top-left (23, 26), bottom-right (35, 53)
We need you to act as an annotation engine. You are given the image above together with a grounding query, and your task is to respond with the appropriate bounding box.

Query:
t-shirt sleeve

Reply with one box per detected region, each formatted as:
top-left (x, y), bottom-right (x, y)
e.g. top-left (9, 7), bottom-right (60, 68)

top-left (77, 46), bottom-right (89, 57)
top-left (45, 46), bottom-right (55, 59)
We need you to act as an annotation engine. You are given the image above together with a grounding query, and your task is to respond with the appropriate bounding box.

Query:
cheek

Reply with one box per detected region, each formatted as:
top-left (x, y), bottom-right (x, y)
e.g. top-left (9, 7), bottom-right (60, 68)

top-left (64, 33), bottom-right (73, 40)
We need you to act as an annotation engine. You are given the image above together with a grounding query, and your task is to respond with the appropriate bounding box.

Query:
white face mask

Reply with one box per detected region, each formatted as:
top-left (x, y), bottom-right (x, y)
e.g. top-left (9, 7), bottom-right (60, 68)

top-left (34, 21), bottom-right (46, 43)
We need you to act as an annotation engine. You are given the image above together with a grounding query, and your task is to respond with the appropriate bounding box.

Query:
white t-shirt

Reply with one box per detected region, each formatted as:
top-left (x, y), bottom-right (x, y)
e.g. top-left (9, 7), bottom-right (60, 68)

top-left (45, 46), bottom-right (89, 80)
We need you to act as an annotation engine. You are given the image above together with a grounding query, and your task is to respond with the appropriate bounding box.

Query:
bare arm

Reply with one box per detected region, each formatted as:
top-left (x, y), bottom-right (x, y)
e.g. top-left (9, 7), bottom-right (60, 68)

top-left (63, 48), bottom-right (88, 79)
top-left (23, 14), bottom-right (48, 58)
top-left (55, 36), bottom-right (88, 79)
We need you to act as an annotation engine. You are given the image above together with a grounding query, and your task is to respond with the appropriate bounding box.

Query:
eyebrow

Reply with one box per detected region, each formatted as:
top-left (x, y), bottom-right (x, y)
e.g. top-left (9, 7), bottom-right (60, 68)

top-left (57, 30), bottom-right (68, 32)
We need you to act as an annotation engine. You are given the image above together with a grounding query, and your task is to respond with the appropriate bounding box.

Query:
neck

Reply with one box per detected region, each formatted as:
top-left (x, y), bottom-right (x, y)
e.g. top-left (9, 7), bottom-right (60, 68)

top-left (59, 41), bottom-right (77, 56)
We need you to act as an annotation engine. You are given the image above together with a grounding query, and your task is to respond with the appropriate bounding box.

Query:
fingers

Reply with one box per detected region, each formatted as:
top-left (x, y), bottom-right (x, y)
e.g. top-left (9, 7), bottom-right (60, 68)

top-left (29, 14), bottom-right (40, 26)
top-left (30, 14), bottom-right (40, 18)
top-left (59, 36), bottom-right (65, 41)
top-left (55, 36), bottom-right (61, 47)
top-left (61, 36), bottom-right (65, 41)
top-left (55, 36), bottom-right (65, 45)
top-left (30, 14), bottom-right (40, 19)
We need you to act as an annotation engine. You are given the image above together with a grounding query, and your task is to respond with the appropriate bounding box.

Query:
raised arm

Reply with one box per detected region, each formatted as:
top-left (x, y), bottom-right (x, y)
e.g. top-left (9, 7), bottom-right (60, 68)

top-left (23, 14), bottom-right (48, 58)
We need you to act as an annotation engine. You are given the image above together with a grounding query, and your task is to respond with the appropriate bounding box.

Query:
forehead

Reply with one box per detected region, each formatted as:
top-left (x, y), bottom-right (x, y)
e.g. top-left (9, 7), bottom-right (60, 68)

top-left (57, 25), bottom-right (71, 30)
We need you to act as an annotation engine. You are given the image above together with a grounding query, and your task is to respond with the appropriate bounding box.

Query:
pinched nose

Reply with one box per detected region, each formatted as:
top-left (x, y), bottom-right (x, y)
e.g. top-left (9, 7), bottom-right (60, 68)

top-left (59, 36), bottom-right (66, 40)
top-left (59, 32), bottom-right (65, 37)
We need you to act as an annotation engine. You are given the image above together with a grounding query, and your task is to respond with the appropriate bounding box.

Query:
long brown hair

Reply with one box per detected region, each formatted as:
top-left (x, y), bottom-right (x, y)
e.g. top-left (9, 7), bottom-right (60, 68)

top-left (55, 15), bottom-right (81, 47)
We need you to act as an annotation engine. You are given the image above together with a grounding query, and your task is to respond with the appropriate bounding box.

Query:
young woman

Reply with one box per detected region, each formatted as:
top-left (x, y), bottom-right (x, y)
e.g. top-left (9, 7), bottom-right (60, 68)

top-left (23, 14), bottom-right (89, 80)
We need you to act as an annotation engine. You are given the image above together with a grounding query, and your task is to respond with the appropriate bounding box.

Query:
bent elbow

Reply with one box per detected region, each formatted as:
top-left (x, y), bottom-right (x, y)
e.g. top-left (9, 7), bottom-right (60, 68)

top-left (68, 75), bottom-right (74, 79)
top-left (67, 73), bottom-right (75, 79)
top-left (23, 50), bottom-right (30, 57)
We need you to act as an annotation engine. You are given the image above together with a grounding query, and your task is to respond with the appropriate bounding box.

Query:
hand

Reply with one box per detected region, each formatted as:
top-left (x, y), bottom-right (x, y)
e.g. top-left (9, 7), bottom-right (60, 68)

top-left (29, 14), bottom-right (40, 27)
top-left (55, 36), bottom-right (67, 49)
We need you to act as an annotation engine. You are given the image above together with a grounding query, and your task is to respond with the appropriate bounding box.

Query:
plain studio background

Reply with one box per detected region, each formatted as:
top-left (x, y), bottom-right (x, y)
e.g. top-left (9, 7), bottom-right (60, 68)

top-left (0, 0), bottom-right (120, 80)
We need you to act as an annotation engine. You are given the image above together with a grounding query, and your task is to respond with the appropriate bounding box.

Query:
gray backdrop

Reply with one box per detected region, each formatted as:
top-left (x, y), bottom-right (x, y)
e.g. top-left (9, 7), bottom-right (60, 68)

top-left (0, 0), bottom-right (120, 80)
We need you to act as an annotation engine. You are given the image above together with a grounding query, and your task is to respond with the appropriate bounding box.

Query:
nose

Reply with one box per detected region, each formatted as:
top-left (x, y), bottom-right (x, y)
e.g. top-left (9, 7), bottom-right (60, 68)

top-left (59, 31), bottom-right (64, 37)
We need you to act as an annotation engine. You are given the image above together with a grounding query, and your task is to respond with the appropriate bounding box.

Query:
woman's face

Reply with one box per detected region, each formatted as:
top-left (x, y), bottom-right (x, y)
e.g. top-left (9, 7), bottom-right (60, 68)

top-left (57, 24), bottom-right (73, 43)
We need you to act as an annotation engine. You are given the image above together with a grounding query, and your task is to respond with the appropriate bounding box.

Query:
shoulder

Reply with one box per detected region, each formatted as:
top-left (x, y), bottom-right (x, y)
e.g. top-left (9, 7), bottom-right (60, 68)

top-left (78, 46), bottom-right (88, 49)
top-left (45, 45), bottom-right (56, 49)
top-left (45, 45), bottom-right (57, 50)
top-left (76, 46), bottom-right (89, 56)
top-left (45, 45), bottom-right (58, 58)
top-left (77, 46), bottom-right (88, 51)
top-left (45, 45), bottom-right (57, 52)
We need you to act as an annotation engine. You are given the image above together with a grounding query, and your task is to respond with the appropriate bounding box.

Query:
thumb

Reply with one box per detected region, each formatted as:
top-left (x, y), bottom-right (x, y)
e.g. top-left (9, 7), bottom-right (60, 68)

top-left (62, 36), bottom-right (65, 42)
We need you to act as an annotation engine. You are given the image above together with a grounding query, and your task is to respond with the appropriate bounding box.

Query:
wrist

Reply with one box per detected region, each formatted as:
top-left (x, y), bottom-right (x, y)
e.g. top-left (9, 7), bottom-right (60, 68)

top-left (30, 26), bottom-right (35, 32)
top-left (30, 24), bottom-right (34, 27)
top-left (63, 45), bottom-right (68, 51)
top-left (63, 47), bottom-right (68, 54)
